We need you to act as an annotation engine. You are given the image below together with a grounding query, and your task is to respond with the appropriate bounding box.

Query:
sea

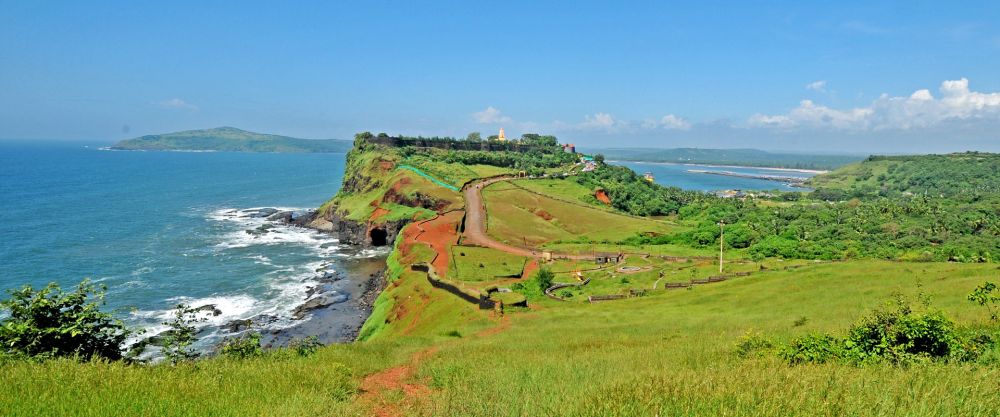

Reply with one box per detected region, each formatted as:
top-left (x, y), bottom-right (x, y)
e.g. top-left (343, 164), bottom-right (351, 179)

top-left (0, 141), bottom-right (817, 351)
top-left (0, 140), bottom-right (386, 352)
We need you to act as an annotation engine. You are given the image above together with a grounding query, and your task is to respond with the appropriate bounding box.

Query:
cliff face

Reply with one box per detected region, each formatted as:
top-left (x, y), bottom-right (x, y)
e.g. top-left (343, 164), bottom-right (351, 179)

top-left (322, 210), bottom-right (409, 247)
top-left (313, 141), bottom-right (451, 248)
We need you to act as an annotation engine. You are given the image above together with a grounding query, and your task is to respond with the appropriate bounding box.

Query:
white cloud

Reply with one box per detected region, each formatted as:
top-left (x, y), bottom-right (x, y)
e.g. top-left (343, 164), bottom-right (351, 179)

top-left (805, 80), bottom-right (827, 92)
top-left (657, 114), bottom-right (692, 130)
top-left (748, 78), bottom-right (1000, 131)
top-left (581, 112), bottom-right (617, 129)
top-left (158, 98), bottom-right (198, 110)
top-left (642, 114), bottom-right (692, 130)
top-left (472, 106), bottom-right (512, 124)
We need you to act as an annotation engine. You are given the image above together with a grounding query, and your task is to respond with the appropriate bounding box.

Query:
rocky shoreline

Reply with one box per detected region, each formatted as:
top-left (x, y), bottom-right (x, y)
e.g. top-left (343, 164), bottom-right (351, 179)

top-left (256, 208), bottom-right (390, 347)
top-left (135, 207), bottom-right (390, 357)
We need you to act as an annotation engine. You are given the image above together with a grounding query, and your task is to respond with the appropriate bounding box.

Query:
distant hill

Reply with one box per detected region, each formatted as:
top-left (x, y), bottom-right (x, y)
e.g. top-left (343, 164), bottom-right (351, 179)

top-left (807, 152), bottom-right (1000, 197)
top-left (111, 127), bottom-right (352, 153)
top-left (582, 147), bottom-right (863, 170)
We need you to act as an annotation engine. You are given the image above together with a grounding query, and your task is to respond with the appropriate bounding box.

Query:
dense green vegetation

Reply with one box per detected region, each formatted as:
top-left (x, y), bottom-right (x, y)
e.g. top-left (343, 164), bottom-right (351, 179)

top-left (589, 147), bottom-right (862, 170)
top-left (111, 127), bottom-right (352, 153)
top-left (807, 152), bottom-right (1000, 199)
top-left (573, 164), bottom-right (706, 216)
top-left (622, 193), bottom-right (999, 262)
top-left (386, 133), bottom-right (579, 175)
top-left (551, 153), bottom-right (1000, 263)
top-left (0, 280), bottom-right (132, 361)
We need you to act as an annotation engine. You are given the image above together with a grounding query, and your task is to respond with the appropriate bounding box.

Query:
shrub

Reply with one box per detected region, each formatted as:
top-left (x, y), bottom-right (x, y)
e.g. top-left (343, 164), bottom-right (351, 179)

top-left (781, 333), bottom-right (843, 364)
top-left (288, 336), bottom-right (323, 357)
top-left (161, 303), bottom-right (205, 364)
top-left (0, 279), bottom-right (132, 361)
top-left (968, 281), bottom-right (999, 321)
top-left (534, 268), bottom-right (555, 292)
top-left (950, 328), bottom-right (998, 363)
top-left (219, 332), bottom-right (263, 359)
top-left (843, 296), bottom-right (957, 364)
top-left (735, 331), bottom-right (774, 358)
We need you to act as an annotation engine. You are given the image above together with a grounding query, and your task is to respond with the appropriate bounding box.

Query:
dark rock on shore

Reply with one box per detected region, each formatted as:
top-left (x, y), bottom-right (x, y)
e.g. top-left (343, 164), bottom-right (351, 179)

top-left (266, 210), bottom-right (294, 222)
top-left (192, 304), bottom-right (223, 317)
top-left (243, 208), bottom-right (279, 218)
top-left (292, 293), bottom-right (349, 320)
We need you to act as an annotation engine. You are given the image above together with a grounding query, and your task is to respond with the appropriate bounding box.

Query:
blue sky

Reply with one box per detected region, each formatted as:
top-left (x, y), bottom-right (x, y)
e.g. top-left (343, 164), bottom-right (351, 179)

top-left (2, 1), bottom-right (1000, 152)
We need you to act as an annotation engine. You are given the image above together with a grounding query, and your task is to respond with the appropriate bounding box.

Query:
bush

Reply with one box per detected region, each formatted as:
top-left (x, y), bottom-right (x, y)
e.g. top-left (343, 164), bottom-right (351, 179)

top-left (0, 279), bottom-right (132, 361)
top-left (288, 336), bottom-right (323, 357)
top-left (534, 268), bottom-right (555, 292)
top-left (968, 281), bottom-right (999, 321)
top-left (219, 332), bottom-right (263, 359)
top-left (780, 333), bottom-right (843, 364)
top-left (843, 298), bottom-right (957, 364)
top-left (735, 331), bottom-right (774, 358)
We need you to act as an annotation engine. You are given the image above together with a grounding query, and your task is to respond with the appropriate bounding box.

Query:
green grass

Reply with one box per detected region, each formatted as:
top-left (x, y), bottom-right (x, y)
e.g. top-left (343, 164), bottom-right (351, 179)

top-left (404, 260), bottom-right (1000, 416)
top-left (511, 178), bottom-right (620, 211)
top-left (3, 261), bottom-right (998, 416)
top-left (482, 181), bottom-right (673, 247)
top-left (378, 203), bottom-right (436, 222)
top-left (490, 291), bottom-right (527, 305)
top-left (0, 341), bottom-right (410, 417)
top-left (328, 149), bottom-right (462, 223)
top-left (448, 246), bottom-right (527, 282)
top-left (402, 155), bottom-right (516, 189)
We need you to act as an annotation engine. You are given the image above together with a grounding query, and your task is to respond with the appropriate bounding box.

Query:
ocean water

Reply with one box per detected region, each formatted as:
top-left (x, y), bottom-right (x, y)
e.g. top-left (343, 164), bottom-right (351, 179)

top-left (612, 160), bottom-right (817, 191)
top-left (0, 141), bottom-right (385, 349)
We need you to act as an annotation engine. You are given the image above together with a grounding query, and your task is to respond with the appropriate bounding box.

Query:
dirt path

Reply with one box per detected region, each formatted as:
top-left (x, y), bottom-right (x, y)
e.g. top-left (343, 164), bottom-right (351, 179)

top-left (462, 177), bottom-right (593, 260)
top-left (360, 347), bottom-right (439, 417)
top-left (406, 211), bottom-right (463, 276)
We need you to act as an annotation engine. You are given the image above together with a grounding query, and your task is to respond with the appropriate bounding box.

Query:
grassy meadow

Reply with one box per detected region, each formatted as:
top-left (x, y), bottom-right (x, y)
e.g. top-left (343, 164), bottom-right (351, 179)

top-left (4, 261), bottom-right (998, 416)
top-left (482, 180), bottom-right (673, 247)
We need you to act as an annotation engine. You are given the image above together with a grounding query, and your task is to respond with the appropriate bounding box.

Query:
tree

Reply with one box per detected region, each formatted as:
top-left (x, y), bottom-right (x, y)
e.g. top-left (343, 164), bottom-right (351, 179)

top-left (594, 154), bottom-right (606, 165)
top-left (534, 268), bottom-right (555, 292)
top-left (465, 132), bottom-right (481, 142)
top-left (0, 279), bottom-right (132, 360)
top-left (161, 303), bottom-right (205, 364)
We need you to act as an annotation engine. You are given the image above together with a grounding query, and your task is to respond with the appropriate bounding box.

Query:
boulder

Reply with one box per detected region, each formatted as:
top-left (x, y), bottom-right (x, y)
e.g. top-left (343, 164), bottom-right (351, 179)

top-left (292, 293), bottom-right (349, 320)
top-left (192, 304), bottom-right (222, 317)
top-left (266, 210), bottom-right (294, 222)
top-left (223, 319), bottom-right (252, 333)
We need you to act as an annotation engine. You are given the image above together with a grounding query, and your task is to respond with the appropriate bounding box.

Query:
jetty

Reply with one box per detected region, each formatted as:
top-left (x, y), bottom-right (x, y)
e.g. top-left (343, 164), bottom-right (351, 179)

top-left (687, 169), bottom-right (808, 185)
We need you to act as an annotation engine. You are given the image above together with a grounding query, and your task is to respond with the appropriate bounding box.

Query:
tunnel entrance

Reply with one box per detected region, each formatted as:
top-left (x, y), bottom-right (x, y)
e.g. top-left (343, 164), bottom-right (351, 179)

top-left (369, 228), bottom-right (388, 246)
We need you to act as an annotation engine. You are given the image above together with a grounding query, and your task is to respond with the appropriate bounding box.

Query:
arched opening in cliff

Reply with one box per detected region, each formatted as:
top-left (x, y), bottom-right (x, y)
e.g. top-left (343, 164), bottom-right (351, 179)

top-left (369, 228), bottom-right (388, 246)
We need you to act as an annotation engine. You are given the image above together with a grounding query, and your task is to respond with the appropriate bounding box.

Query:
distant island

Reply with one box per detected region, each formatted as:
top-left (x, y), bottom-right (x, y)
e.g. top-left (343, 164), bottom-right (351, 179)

top-left (110, 127), bottom-right (352, 153)
top-left (583, 147), bottom-right (864, 170)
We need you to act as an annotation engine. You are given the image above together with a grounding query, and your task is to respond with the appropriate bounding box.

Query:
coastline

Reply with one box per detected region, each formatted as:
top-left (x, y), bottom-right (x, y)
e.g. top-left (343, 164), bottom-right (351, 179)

top-left (609, 159), bottom-right (829, 174)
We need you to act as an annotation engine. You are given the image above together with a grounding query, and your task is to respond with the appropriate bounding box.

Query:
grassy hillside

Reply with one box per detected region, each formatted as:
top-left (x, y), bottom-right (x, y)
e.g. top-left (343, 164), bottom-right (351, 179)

top-left (111, 127), bottom-right (352, 153)
top-left (4, 261), bottom-right (998, 416)
top-left (807, 152), bottom-right (1000, 198)
top-left (588, 147), bottom-right (863, 170)
top-left (482, 180), bottom-right (674, 247)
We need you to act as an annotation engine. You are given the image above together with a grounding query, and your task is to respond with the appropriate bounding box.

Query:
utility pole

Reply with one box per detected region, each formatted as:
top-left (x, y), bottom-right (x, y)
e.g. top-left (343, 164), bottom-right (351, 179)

top-left (718, 221), bottom-right (725, 274)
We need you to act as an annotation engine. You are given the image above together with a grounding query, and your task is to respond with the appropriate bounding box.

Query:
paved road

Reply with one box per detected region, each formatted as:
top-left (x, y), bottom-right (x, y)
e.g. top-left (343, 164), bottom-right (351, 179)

top-left (461, 176), bottom-right (593, 260)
